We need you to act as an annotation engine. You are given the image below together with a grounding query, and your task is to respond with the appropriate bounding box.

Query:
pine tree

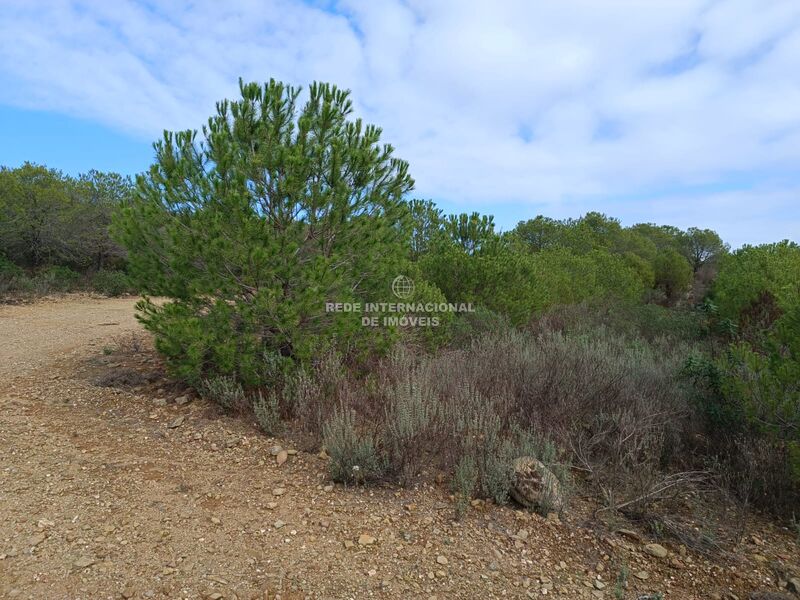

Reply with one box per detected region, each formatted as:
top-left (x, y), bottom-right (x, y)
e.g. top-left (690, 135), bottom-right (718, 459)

top-left (114, 79), bottom-right (414, 385)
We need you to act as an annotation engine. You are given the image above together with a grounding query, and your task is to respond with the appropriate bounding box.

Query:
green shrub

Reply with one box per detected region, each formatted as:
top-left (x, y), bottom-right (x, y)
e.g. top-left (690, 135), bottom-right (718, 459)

top-left (323, 406), bottom-right (385, 484)
top-left (92, 269), bottom-right (132, 296)
top-left (34, 265), bottom-right (81, 293)
top-left (0, 254), bottom-right (22, 279)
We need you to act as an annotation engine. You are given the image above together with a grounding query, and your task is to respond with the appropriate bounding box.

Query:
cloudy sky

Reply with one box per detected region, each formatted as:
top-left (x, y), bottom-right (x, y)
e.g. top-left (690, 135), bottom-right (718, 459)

top-left (1, 0), bottom-right (799, 247)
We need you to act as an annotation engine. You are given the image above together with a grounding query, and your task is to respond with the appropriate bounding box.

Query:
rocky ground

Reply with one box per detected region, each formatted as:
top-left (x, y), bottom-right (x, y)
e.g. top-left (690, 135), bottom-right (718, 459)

top-left (1, 295), bottom-right (799, 600)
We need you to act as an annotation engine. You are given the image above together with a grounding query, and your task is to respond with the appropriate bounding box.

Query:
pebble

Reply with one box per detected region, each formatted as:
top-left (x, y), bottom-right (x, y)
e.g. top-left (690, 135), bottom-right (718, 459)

top-left (167, 415), bottom-right (184, 429)
top-left (358, 534), bottom-right (376, 546)
top-left (436, 555), bottom-right (448, 565)
top-left (272, 488), bottom-right (286, 496)
top-left (644, 543), bottom-right (668, 558)
top-left (73, 556), bottom-right (96, 569)
top-left (634, 570), bottom-right (650, 580)
top-left (276, 450), bottom-right (288, 466)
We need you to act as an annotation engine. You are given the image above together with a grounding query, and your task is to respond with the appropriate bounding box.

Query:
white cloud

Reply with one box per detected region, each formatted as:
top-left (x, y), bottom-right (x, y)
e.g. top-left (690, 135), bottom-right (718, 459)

top-left (0, 0), bottom-right (799, 246)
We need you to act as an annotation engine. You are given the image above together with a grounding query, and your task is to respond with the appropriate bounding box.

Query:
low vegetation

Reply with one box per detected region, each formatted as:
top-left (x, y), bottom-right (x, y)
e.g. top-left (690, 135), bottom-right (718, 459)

top-left (4, 78), bottom-right (798, 528)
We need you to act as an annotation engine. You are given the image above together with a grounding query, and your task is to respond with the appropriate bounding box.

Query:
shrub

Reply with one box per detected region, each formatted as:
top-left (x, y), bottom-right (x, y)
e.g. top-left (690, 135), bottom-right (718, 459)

top-left (34, 265), bottom-right (81, 293)
top-left (200, 375), bottom-right (249, 413)
top-left (383, 358), bottom-right (445, 485)
top-left (253, 391), bottom-right (282, 435)
top-left (323, 406), bottom-right (385, 484)
top-left (0, 254), bottom-right (22, 279)
top-left (92, 269), bottom-right (132, 296)
top-left (452, 455), bottom-right (477, 519)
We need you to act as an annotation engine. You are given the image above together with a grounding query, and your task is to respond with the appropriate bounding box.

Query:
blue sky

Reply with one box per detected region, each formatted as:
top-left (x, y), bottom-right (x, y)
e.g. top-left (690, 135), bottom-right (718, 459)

top-left (1, 0), bottom-right (799, 247)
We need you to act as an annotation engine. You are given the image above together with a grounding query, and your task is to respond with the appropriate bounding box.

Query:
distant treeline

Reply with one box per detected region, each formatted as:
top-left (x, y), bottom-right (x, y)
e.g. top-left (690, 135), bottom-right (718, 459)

top-left (0, 162), bottom-right (134, 296)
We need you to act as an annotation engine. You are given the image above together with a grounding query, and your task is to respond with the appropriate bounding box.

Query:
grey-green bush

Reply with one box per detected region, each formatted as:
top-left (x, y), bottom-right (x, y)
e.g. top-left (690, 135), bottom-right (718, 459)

top-left (323, 406), bottom-right (385, 485)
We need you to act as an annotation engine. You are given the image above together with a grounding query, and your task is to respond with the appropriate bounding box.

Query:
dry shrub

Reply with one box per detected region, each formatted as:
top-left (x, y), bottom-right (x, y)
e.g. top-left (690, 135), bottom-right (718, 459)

top-left (200, 375), bottom-right (250, 413)
top-left (268, 317), bottom-right (693, 514)
top-left (323, 405), bottom-right (385, 484)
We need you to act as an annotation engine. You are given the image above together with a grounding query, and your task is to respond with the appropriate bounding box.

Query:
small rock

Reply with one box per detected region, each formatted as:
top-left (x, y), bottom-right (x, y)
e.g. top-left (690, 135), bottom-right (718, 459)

top-left (546, 512), bottom-right (561, 525)
top-left (74, 556), bottom-right (96, 569)
top-left (210, 517), bottom-right (221, 525)
top-left (593, 580), bottom-right (606, 590)
top-left (28, 533), bottom-right (46, 547)
top-left (273, 520), bottom-right (285, 529)
top-left (276, 450), bottom-right (288, 466)
top-left (206, 594), bottom-right (223, 600)
top-left (174, 394), bottom-right (191, 405)
top-left (270, 445), bottom-right (283, 456)
top-left (272, 488), bottom-right (286, 496)
top-left (436, 555), bottom-right (448, 565)
top-left (323, 484), bottom-right (334, 492)
top-left (633, 571), bottom-right (649, 580)
top-left (344, 540), bottom-right (355, 549)
top-left (670, 558), bottom-right (685, 569)
top-left (153, 398), bottom-right (167, 406)
top-left (644, 543), bottom-right (668, 558)
top-left (167, 415), bottom-right (185, 429)
top-left (358, 534), bottom-right (376, 546)
top-left (616, 528), bottom-right (641, 542)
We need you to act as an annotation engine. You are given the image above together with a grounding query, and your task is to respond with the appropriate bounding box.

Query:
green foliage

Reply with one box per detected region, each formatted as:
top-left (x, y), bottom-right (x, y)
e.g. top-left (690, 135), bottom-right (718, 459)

top-left (531, 248), bottom-right (646, 309)
top-left (407, 199), bottom-right (444, 260)
top-left (115, 79), bottom-right (413, 382)
top-left (712, 240), bottom-right (800, 323)
top-left (0, 253), bottom-right (22, 279)
top-left (444, 212), bottom-right (495, 254)
top-left (681, 227), bottom-right (728, 272)
top-left (654, 248), bottom-right (693, 302)
top-left (323, 406), bottom-right (385, 484)
top-left (92, 269), bottom-right (132, 296)
top-left (36, 265), bottom-right (81, 292)
top-left (0, 163), bottom-right (131, 270)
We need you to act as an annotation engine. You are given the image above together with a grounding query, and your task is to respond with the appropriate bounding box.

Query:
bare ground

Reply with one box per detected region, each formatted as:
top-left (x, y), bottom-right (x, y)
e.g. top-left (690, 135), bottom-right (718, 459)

top-left (1, 296), bottom-right (798, 600)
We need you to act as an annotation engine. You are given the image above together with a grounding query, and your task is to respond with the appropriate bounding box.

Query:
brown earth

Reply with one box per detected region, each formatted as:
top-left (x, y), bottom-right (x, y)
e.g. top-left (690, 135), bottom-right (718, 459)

top-left (1, 295), bottom-right (798, 600)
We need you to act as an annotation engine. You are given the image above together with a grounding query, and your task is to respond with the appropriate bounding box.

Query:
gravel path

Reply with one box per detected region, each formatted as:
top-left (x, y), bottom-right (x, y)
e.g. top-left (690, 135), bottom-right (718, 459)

top-left (0, 296), bottom-right (797, 599)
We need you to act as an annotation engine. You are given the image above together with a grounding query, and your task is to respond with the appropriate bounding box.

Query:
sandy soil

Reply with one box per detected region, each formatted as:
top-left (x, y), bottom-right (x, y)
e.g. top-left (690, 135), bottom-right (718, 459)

top-left (1, 295), bottom-right (798, 600)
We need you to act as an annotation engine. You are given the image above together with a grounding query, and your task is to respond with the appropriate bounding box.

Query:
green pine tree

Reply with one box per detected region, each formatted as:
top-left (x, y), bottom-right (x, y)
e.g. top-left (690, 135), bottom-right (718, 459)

top-left (114, 79), bottom-right (414, 386)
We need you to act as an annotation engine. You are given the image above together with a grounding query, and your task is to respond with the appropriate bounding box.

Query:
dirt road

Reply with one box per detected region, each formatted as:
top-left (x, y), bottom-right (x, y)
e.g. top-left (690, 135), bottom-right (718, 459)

top-left (0, 296), bottom-right (797, 599)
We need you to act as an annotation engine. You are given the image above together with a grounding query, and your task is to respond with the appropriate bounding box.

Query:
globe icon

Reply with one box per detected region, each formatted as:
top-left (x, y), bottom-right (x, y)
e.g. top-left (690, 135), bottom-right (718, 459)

top-left (391, 275), bottom-right (415, 299)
